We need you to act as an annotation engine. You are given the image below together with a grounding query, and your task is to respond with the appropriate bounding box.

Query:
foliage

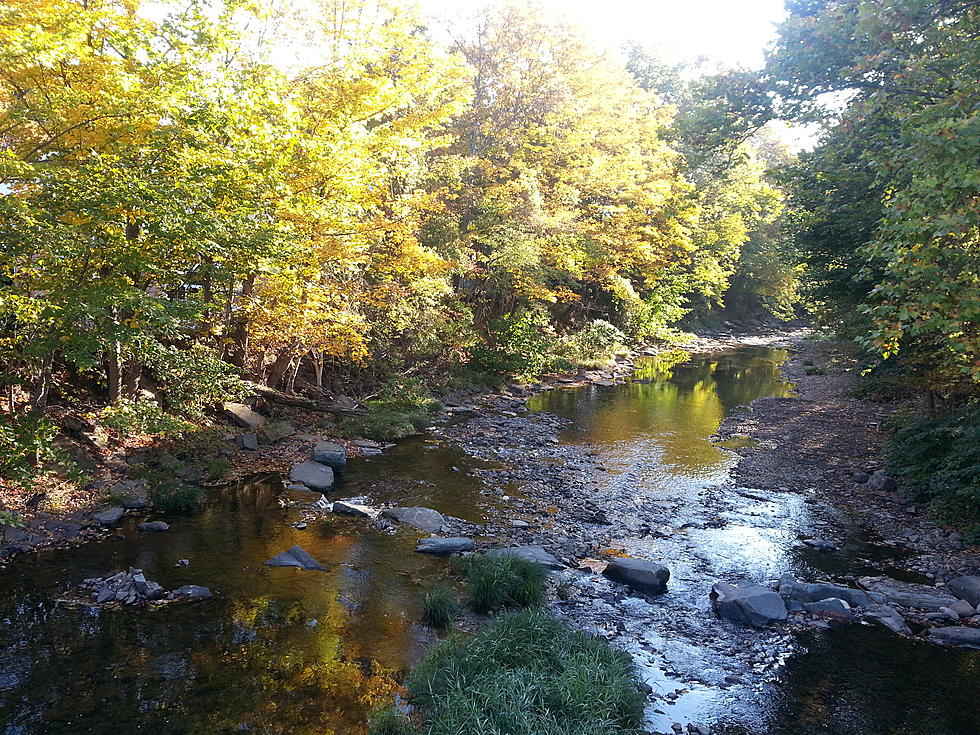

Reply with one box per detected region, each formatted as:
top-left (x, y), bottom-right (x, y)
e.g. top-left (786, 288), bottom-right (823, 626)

top-left (0, 414), bottom-right (62, 488)
top-left (458, 554), bottom-right (547, 613)
top-left (887, 403), bottom-right (980, 526)
top-left (99, 399), bottom-right (191, 437)
top-left (368, 708), bottom-right (416, 735)
top-left (422, 585), bottom-right (461, 630)
top-left (471, 310), bottom-right (568, 378)
top-left (337, 377), bottom-right (440, 441)
top-left (406, 609), bottom-right (645, 735)
top-left (0, 511), bottom-right (26, 528)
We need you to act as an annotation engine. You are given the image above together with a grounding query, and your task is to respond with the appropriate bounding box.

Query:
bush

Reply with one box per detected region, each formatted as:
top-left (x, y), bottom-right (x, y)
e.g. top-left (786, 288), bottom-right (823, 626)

top-left (368, 707), bottom-right (416, 735)
top-left (0, 414), bottom-right (64, 488)
top-left (459, 554), bottom-right (546, 613)
top-left (143, 473), bottom-right (204, 512)
top-left (471, 309), bottom-right (569, 378)
top-left (559, 320), bottom-right (626, 366)
top-left (100, 398), bottom-right (191, 436)
top-left (338, 376), bottom-right (440, 442)
top-left (406, 609), bottom-right (645, 735)
top-left (887, 403), bottom-right (980, 529)
top-left (422, 585), bottom-right (461, 629)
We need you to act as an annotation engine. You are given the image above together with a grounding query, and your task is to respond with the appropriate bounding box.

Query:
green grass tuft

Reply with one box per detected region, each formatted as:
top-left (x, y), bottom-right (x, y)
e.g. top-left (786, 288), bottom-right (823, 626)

top-left (368, 707), bottom-right (416, 735)
top-left (458, 554), bottom-right (546, 613)
top-left (407, 609), bottom-right (645, 735)
top-left (147, 478), bottom-right (204, 512)
top-left (422, 585), bottom-right (461, 629)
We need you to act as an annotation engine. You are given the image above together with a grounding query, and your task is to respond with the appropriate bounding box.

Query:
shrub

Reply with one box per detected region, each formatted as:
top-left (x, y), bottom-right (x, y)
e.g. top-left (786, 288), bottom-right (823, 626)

top-left (0, 414), bottom-right (65, 488)
top-left (560, 320), bottom-right (626, 366)
top-left (368, 707), bottom-right (416, 735)
top-left (145, 475), bottom-right (204, 512)
top-left (338, 376), bottom-right (440, 442)
top-left (100, 398), bottom-right (191, 436)
top-left (422, 585), bottom-right (461, 629)
top-left (471, 309), bottom-right (569, 378)
top-left (406, 609), bottom-right (645, 735)
top-left (887, 403), bottom-right (980, 529)
top-left (459, 554), bottom-right (546, 613)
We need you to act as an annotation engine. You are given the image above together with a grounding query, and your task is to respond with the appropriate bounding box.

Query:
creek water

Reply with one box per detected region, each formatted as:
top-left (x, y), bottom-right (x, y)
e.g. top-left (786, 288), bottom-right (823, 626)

top-left (1, 346), bottom-right (978, 735)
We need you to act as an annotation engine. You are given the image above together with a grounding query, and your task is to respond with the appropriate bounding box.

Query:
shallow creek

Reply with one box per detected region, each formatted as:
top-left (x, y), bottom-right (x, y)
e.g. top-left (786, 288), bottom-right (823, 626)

top-left (1, 346), bottom-right (978, 734)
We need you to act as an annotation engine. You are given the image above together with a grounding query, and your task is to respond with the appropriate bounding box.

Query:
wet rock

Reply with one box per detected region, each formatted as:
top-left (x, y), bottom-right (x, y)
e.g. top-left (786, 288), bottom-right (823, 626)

top-left (138, 521), bottom-right (170, 532)
top-left (488, 545), bottom-right (564, 569)
top-left (950, 599), bottom-right (976, 617)
top-left (779, 574), bottom-right (879, 608)
top-left (2, 526), bottom-right (30, 543)
top-left (852, 471), bottom-right (870, 484)
top-left (223, 402), bottom-right (265, 430)
top-left (928, 626), bottom-right (980, 649)
top-left (331, 500), bottom-right (379, 519)
top-left (948, 575), bottom-right (980, 607)
top-left (857, 576), bottom-right (959, 611)
top-left (804, 597), bottom-right (853, 620)
top-left (803, 538), bottom-right (839, 552)
top-left (286, 487), bottom-right (326, 504)
top-left (168, 584), bottom-right (213, 601)
top-left (510, 519), bottom-right (530, 528)
top-left (91, 507), bottom-right (125, 526)
top-left (862, 605), bottom-right (910, 635)
top-left (603, 557), bottom-right (670, 594)
top-left (866, 471), bottom-right (897, 492)
top-left (82, 568), bottom-right (164, 605)
top-left (236, 433), bottom-right (259, 451)
top-left (289, 461), bottom-right (334, 492)
top-left (264, 545), bottom-right (328, 571)
top-left (416, 537), bottom-right (475, 554)
top-left (312, 441), bottom-right (347, 470)
top-left (120, 496), bottom-right (151, 509)
top-left (175, 559), bottom-right (190, 568)
top-left (381, 507), bottom-right (445, 533)
top-left (711, 581), bottom-right (787, 627)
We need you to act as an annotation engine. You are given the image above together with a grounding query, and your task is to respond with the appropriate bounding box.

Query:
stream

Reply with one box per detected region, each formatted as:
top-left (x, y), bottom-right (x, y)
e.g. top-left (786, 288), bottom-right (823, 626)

top-left (1, 346), bottom-right (978, 734)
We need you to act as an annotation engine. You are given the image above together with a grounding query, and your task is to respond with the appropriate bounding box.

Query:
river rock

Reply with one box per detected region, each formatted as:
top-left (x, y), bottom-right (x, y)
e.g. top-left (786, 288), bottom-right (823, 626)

top-left (852, 471), bottom-right (870, 484)
top-left (862, 604), bottom-right (910, 634)
top-left (289, 461), bottom-right (334, 492)
top-left (312, 441), bottom-right (347, 470)
top-left (381, 507), bottom-right (445, 533)
top-left (332, 500), bottom-right (379, 519)
top-left (416, 537), bottom-right (474, 554)
top-left (804, 597), bottom-right (853, 620)
top-left (260, 420), bottom-right (295, 444)
top-left (168, 584), bottom-right (213, 601)
top-left (711, 581), bottom-right (788, 627)
top-left (264, 545), bottom-right (327, 571)
top-left (286, 487), bottom-right (326, 504)
top-left (120, 496), bottom-right (151, 509)
top-left (779, 574), bottom-right (880, 608)
top-left (803, 539), bottom-right (839, 552)
top-left (223, 402), bottom-right (265, 430)
top-left (950, 599), bottom-right (976, 617)
top-left (603, 557), bottom-right (670, 593)
top-left (138, 521), bottom-right (169, 532)
top-left (928, 626), bottom-right (980, 649)
top-left (91, 507), bottom-right (125, 526)
top-left (948, 575), bottom-right (980, 607)
top-left (488, 545), bottom-right (563, 569)
top-left (867, 471), bottom-right (897, 492)
top-left (236, 433), bottom-right (259, 451)
top-left (857, 576), bottom-right (959, 611)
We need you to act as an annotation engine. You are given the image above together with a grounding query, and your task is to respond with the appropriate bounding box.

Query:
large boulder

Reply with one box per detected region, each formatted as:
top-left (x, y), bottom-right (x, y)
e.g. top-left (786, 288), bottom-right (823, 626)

top-left (948, 575), bottom-right (980, 607)
top-left (803, 597), bottom-right (854, 620)
top-left (487, 545), bottom-right (563, 569)
top-left (603, 557), bottom-right (670, 594)
top-left (928, 626), bottom-right (980, 649)
top-left (289, 461), bottom-right (334, 492)
top-left (264, 545), bottom-right (327, 571)
top-left (858, 576), bottom-right (959, 611)
top-left (416, 537), bottom-right (474, 554)
top-left (862, 604), bottom-right (910, 634)
top-left (711, 581), bottom-right (788, 627)
top-left (381, 507), bottom-right (445, 533)
top-left (312, 441), bottom-right (347, 470)
top-left (223, 402), bottom-right (265, 430)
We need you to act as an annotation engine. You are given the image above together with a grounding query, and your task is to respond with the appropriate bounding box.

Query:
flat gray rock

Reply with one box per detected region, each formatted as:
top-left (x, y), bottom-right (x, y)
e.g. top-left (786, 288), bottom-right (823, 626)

top-left (487, 545), bottom-right (563, 569)
top-left (603, 557), bottom-right (670, 593)
top-left (381, 507), bottom-right (445, 533)
top-left (137, 521), bottom-right (169, 532)
top-left (929, 626), bottom-right (980, 649)
top-left (223, 402), bottom-right (265, 430)
top-left (312, 441), bottom-right (347, 470)
top-left (264, 545), bottom-right (327, 571)
top-left (712, 581), bottom-right (787, 627)
top-left (416, 537), bottom-right (474, 554)
top-left (858, 576), bottom-right (959, 610)
top-left (862, 604), bottom-right (910, 634)
top-left (804, 597), bottom-right (853, 620)
top-left (168, 584), bottom-right (213, 601)
top-left (289, 461), bottom-right (334, 492)
top-left (332, 500), bottom-right (378, 519)
top-left (91, 507), bottom-right (125, 526)
top-left (949, 575), bottom-right (980, 607)
top-left (237, 433), bottom-right (259, 451)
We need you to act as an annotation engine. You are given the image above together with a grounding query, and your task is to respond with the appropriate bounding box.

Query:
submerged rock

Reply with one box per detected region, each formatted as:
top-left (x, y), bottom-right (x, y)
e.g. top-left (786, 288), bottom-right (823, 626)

top-left (858, 576), bottom-right (959, 611)
top-left (289, 461), bottom-right (334, 492)
top-left (168, 584), bottom-right (213, 601)
top-left (381, 507), bottom-right (445, 533)
top-left (312, 441), bottom-right (347, 470)
top-left (949, 575), bottom-right (980, 607)
top-left (711, 581), bottom-right (787, 627)
top-left (416, 537), bottom-right (474, 554)
top-left (264, 545), bottom-right (327, 571)
top-left (603, 557), bottom-right (670, 593)
top-left (487, 545), bottom-right (563, 569)
top-left (137, 521), bottom-right (170, 532)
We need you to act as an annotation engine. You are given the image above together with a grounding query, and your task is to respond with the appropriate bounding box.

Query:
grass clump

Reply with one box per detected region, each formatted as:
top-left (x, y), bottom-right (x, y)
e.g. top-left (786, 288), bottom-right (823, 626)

top-left (422, 585), bottom-right (461, 629)
top-left (459, 554), bottom-right (546, 613)
top-left (368, 707), bottom-right (415, 735)
top-left (407, 609), bottom-right (645, 735)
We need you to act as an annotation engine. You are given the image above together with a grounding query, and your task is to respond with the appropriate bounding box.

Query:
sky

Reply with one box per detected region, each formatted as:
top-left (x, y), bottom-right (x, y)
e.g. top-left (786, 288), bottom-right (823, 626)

top-left (419, 0), bottom-right (788, 70)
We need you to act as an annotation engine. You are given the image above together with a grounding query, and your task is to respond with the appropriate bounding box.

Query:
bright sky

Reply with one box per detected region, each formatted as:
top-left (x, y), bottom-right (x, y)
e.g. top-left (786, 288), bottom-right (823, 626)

top-left (419, 0), bottom-right (788, 69)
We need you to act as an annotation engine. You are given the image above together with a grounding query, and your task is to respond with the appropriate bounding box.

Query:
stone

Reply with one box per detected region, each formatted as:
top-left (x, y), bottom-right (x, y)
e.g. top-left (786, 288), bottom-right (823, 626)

top-left (487, 545), bottom-right (564, 570)
top-left (137, 521), bottom-right (170, 532)
top-left (852, 471), bottom-right (870, 484)
top-left (119, 496), bottom-right (151, 509)
top-left (381, 507), bottom-right (446, 533)
top-left (175, 559), bottom-right (190, 568)
top-left (948, 575), bottom-right (980, 607)
top-left (332, 500), bottom-right (379, 519)
top-left (286, 487), bottom-right (327, 504)
top-left (779, 575), bottom-right (880, 608)
top-left (862, 605), bottom-right (910, 634)
top-left (711, 581), bottom-right (788, 627)
top-left (857, 576), bottom-right (959, 610)
top-left (223, 402), bottom-right (265, 430)
top-left (804, 597), bottom-right (853, 620)
top-left (928, 626), bottom-right (980, 649)
top-left (950, 599), bottom-right (976, 617)
top-left (264, 545), bottom-right (327, 571)
top-left (289, 461), bottom-right (334, 492)
top-left (260, 420), bottom-right (295, 444)
top-left (2, 526), bottom-right (30, 543)
top-left (312, 441), bottom-right (347, 470)
top-left (867, 471), bottom-right (897, 492)
top-left (91, 507), bottom-right (125, 526)
top-left (236, 433), bottom-right (259, 451)
top-left (416, 537), bottom-right (475, 554)
top-left (603, 557), bottom-right (670, 594)
top-left (168, 584), bottom-right (213, 601)
top-left (510, 520), bottom-right (530, 528)
top-left (803, 539), bottom-right (838, 552)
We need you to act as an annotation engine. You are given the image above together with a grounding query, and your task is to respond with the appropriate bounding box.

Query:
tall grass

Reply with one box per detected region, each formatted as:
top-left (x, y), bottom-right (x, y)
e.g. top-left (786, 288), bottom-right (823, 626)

top-left (458, 554), bottom-right (546, 613)
top-left (422, 585), bottom-right (461, 629)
